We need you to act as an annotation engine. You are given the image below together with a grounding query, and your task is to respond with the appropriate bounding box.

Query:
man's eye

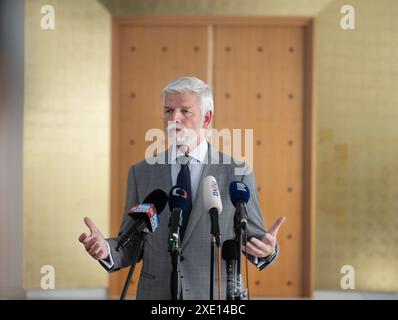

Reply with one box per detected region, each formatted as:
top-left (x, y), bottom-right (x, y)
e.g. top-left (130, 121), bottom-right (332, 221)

top-left (165, 109), bottom-right (172, 114)
top-left (182, 109), bottom-right (191, 114)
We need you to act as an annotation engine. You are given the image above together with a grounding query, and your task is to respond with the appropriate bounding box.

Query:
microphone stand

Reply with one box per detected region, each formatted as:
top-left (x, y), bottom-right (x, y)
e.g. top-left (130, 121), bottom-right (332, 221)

top-left (209, 208), bottom-right (221, 300)
top-left (120, 232), bottom-right (146, 300)
top-left (169, 241), bottom-right (181, 300)
top-left (233, 204), bottom-right (248, 300)
top-left (168, 210), bottom-right (182, 300)
top-left (234, 225), bottom-right (242, 301)
top-left (210, 236), bottom-right (215, 300)
top-left (168, 208), bottom-right (183, 300)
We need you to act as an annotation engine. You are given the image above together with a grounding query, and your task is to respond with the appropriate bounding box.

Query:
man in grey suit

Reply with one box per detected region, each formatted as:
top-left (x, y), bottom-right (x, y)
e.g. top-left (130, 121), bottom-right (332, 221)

top-left (79, 77), bottom-right (286, 300)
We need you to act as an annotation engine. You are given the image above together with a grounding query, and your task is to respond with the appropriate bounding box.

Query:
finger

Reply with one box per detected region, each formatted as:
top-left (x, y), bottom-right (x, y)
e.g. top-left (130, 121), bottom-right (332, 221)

top-left (249, 240), bottom-right (275, 258)
top-left (84, 216), bottom-right (98, 235)
top-left (84, 236), bottom-right (98, 251)
top-left (245, 241), bottom-right (268, 257)
top-left (268, 216), bottom-right (286, 237)
top-left (91, 243), bottom-right (104, 258)
top-left (262, 233), bottom-right (276, 248)
top-left (89, 242), bottom-right (101, 257)
top-left (250, 237), bottom-right (275, 254)
top-left (246, 241), bottom-right (262, 256)
top-left (94, 249), bottom-right (104, 260)
top-left (242, 245), bottom-right (252, 256)
top-left (249, 237), bottom-right (268, 251)
top-left (79, 233), bottom-right (88, 244)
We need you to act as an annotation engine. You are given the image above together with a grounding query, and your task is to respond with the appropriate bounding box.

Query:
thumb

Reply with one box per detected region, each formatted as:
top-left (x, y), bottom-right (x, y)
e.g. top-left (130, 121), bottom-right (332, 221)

top-left (84, 216), bottom-right (98, 235)
top-left (268, 216), bottom-right (286, 238)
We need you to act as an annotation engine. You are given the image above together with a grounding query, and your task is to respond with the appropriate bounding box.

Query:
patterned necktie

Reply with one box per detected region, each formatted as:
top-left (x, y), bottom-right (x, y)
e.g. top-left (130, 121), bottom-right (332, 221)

top-left (177, 159), bottom-right (192, 241)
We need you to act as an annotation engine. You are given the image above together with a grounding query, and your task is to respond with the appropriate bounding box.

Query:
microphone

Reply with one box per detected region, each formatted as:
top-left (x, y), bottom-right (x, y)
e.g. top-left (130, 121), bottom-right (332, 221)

top-left (168, 185), bottom-right (189, 252)
top-left (229, 181), bottom-right (250, 230)
top-left (222, 239), bottom-right (240, 300)
top-left (203, 176), bottom-right (222, 246)
top-left (116, 189), bottom-right (168, 252)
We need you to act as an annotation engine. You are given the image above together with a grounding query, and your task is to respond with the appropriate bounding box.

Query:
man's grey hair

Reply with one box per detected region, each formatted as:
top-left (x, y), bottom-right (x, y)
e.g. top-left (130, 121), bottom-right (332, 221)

top-left (161, 77), bottom-right (214, 116)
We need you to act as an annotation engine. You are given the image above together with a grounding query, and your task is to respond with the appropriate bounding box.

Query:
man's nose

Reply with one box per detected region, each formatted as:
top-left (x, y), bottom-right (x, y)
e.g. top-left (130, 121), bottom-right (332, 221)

top-left (170, 110), bottom-right (182, 122)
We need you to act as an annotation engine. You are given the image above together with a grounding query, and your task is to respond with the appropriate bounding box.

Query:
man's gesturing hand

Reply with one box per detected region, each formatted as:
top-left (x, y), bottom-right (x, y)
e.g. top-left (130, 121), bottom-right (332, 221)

top-left (78, 217), bottom-right (109, 260)
top-left (243, 216), bottom-right (286, 258)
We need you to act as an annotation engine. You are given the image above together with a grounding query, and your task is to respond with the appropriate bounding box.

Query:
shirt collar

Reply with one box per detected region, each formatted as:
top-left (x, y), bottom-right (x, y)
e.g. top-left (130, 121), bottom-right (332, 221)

top-left (170, 139), bottom-right (208, 164)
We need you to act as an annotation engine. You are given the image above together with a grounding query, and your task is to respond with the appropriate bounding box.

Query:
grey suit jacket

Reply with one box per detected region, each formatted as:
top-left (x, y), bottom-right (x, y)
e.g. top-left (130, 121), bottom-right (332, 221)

top-left (103, 144), bottom-right (278, 299)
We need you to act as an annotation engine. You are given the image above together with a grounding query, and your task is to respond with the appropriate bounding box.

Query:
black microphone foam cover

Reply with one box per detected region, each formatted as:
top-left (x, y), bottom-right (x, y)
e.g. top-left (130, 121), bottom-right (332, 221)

top-left (143, 189), bottom-right (168, 214)
top-left (222, 239), bottom-right (240, 260)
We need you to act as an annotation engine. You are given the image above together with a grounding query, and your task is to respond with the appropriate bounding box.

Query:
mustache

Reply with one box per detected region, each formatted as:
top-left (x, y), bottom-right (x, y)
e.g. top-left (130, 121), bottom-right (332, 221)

top-left (166, 122), bottom-right (186, 133)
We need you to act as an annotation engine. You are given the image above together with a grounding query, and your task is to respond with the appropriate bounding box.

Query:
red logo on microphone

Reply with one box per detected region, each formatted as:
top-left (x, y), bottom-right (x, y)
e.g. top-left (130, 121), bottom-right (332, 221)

top-left (172, 187), bottom-right (188, 199)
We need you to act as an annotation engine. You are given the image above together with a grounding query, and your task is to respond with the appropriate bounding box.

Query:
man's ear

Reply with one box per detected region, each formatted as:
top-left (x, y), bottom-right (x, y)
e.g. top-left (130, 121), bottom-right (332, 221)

top-left (202, 111), bottom-right (213, 129)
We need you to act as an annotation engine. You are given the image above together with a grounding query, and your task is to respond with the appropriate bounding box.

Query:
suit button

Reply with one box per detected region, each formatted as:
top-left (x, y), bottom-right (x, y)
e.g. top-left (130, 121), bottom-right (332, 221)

top-left (180, 256), bottom-right (185, 261)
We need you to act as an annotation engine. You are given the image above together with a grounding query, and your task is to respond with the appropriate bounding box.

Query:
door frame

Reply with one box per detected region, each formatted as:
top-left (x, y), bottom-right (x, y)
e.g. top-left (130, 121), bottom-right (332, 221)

top-left (110, 16), bottom-right (316, 298)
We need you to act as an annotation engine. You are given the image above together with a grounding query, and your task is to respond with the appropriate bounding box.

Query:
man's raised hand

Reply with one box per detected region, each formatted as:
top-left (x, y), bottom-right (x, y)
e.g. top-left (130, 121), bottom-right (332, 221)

top-left (78, 217), bottom-right (109, 260)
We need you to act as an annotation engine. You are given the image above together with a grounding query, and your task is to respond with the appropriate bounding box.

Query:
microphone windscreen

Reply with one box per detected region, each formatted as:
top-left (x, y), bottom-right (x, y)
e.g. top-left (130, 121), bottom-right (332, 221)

top-left (229, 181), bottom-right (250, 207)
top-left (203, 175), bottom-right (222, 214)
top-left (168, 185), bottom-right (189, 211)
top-left (143, 189), bottom-right (168, 214)
top-left (222, 239), bottom-right (240, 260)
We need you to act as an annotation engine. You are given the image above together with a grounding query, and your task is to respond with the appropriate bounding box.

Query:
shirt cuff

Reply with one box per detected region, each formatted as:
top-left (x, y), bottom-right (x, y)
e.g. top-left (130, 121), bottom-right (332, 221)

top-left (256, 248), bottom-right (278, 271)
top-left (100, 240), bottom-right (115, 269)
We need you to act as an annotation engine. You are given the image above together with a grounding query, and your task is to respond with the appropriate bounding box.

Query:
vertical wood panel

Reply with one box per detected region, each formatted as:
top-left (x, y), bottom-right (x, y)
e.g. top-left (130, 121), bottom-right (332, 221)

top-left (111, 23), bottom-right (208, 297)
top-left (214, 26), bottom-right (305, 297)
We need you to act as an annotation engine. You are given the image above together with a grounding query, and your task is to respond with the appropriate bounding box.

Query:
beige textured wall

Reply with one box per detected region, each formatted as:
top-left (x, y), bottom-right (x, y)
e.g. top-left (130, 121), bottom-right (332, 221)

top-left (24, 0), bottom-right (110, 288)
top-left (316, 0), bottom-right (398, 291)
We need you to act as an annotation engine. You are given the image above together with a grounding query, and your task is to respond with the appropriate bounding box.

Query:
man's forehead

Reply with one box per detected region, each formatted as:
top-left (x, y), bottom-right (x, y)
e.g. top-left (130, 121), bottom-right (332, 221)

top-left (165, 92), bottom-right (200, 104)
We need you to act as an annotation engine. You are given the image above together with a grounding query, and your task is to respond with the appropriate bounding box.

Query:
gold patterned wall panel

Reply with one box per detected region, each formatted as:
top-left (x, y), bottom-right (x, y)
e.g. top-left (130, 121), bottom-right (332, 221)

top-left (316, 0), bottom-right (398, 291)
top-left (24, 0), bottom-right (111, 288)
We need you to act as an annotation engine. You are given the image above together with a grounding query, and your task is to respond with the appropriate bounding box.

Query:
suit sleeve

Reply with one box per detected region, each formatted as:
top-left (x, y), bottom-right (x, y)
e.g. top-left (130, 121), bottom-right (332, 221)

top-left (99, 165), bottom-right (142, 272)
top-left (239, 165), bottom-right (279, 270)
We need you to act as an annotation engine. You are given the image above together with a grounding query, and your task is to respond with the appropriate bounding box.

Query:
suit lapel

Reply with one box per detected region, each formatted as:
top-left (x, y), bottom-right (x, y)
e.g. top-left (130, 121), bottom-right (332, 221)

top-left (159, 149), bottom-right (172, 195)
